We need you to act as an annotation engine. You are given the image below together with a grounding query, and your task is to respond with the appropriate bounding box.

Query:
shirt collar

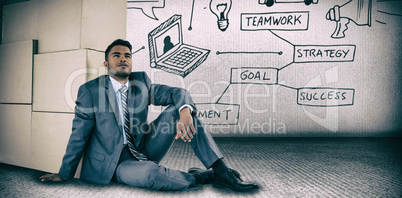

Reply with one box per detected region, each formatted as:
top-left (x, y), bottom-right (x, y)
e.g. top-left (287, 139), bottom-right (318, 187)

top-left (109, 76), bottom-right (130, 93)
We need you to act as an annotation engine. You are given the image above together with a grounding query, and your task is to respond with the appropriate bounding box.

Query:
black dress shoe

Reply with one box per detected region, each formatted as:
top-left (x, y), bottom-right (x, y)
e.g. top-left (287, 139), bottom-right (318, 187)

top-left (212, 170), bottom-right (259, 192)
top-left (188, 168), bottom-right (242, 185)
top-left (188, 167), bottom-right (215, 184)
top-left (228, 169), bottom-right (242, 181)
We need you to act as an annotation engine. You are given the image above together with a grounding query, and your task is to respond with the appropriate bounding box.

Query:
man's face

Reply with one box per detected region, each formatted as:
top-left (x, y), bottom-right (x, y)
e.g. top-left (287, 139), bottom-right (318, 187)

top-left (104, 45), bottom-right (132, 79)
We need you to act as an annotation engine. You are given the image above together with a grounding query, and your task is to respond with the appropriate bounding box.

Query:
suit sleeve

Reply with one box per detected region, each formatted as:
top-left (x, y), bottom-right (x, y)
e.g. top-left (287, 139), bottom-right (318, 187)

top-left (59, 84), bottom-right (95, 180)
top-left (144, 72), bottom-right (197, 115)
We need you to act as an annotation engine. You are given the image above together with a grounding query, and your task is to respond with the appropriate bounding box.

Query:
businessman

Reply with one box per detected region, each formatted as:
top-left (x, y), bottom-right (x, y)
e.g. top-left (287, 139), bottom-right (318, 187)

top-left (39, 39), bottom-right (258, 192)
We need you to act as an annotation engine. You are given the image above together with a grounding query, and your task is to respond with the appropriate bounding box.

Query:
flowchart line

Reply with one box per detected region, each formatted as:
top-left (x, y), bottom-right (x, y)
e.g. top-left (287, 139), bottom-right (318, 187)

top-left (277, 83), bottom-right (298, 90)
top-left (216, 51), bottom-right (283, 55)
top-left (278, 62), bottom-right (294, 70)
top-left (188, 0), bottom-right (195, 30)
top-left (132, 46), bottom-right (145, 54)
top-left (269, 30), bottom-right (294, 46)
top-left (216, 84), bottom-right (231, 103)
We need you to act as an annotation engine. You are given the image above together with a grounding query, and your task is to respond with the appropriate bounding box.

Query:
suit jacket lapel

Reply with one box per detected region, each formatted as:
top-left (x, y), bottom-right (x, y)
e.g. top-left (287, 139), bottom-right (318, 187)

top-left (103, 76), bottom-right (123, 134)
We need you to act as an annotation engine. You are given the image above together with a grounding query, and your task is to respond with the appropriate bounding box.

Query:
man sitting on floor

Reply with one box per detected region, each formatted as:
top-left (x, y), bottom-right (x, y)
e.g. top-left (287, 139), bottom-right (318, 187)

top-left (39, 39), bottom-right (259, 192)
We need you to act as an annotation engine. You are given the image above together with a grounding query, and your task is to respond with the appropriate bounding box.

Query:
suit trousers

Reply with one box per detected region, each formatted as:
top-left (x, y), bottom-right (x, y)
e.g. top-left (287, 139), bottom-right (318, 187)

top-left (112, 105), bottom-right (224, 191)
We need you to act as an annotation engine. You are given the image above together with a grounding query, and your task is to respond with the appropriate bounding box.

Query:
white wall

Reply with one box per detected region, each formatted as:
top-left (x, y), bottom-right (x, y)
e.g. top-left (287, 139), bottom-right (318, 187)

top-left (126, 0), bottom-right (402, 137)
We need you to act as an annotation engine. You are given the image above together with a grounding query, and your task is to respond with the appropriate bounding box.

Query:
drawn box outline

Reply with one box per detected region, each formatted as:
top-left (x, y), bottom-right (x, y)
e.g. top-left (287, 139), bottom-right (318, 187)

top-left (230, 67), bottom-right (279, 85)
top-left (293, 44), bottom-right (356, 63)
top-left (240, 11), bottom-right (310, 31)
top-left (296, 87), bottom-right (355, 107)
top-left (195, 103), bottom-right (240, 125)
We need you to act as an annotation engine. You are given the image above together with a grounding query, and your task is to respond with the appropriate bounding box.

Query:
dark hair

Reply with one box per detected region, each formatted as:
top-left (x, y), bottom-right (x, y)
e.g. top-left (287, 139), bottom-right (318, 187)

top-left (105, 39), bottom-right (132, 61)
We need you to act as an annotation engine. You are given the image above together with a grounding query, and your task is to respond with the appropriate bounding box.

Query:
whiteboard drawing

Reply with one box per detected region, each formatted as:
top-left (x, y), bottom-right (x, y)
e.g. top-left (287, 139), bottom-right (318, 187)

top-left (375, 2), bottom-right (402, 25)
top-left (258, 0), bottom-right (318, 7)
top-left (240, 11), bottom-right (310, 31)
top-left (148, 15), bottom-right (210, 78)
top-left (196, 103), bottom-right (240, 125)
top-left (209, 0), bottom-right (232, 31)
top-left (188, 0), bottom-right (196, 30)
top-left (215, 31), bottom-right (356, 108)
top-left (127, 0), bottom-right (165, 20)
top-left (326, 0), bottom-right (372, 38)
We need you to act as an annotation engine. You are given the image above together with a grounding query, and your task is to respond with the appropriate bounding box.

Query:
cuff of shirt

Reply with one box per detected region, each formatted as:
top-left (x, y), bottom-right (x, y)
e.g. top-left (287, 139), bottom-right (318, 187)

top-left (179, 104), bottom-right (193, 114)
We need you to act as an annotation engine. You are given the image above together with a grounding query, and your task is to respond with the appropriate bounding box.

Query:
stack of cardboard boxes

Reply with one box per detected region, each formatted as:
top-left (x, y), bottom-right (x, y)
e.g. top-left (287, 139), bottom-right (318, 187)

top-left (0, 0), bottom-right (126, 177)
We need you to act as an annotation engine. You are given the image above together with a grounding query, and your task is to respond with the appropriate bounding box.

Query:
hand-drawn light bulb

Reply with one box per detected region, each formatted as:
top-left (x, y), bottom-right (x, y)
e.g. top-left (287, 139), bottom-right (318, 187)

top-left (209, 0), bottom-right (232, 31)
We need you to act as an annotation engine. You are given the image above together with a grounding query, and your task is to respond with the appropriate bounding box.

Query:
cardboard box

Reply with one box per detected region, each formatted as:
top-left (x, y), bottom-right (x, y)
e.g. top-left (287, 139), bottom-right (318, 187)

top-left (0, 104), bottom-right (32, 168)
top-left (0, 40), bottom-right (37, 103)
top-left (36, 0), bottom-right (126, 53)
top-left (2, 1), bottom-right (38, 44)
top-left (31, 112), bottom-right (81, 177)
top-left (33, 50), bottom-right (87, 113)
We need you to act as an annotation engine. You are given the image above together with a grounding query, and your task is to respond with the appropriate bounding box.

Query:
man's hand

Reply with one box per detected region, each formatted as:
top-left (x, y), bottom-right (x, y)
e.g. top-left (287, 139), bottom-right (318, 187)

top-left (176, 107), bottom-right (196, 142)
top-left (39, 173), bottom-right (64, 182)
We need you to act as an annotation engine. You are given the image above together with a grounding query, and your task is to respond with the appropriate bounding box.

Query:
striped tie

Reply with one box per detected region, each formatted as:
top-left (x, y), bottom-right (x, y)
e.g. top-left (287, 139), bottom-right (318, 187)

top-left (120, 85), bottom-right (148, 161)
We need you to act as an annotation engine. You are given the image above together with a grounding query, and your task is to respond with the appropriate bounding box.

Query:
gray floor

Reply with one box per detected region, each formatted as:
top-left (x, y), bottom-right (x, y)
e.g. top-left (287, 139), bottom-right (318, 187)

top-left (1, 138), bottom-right (401, 198)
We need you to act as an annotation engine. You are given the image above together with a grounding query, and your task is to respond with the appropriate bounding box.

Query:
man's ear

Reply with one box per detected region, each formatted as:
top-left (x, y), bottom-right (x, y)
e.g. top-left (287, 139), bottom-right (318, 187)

top-left (103, 61), bottom-right (109, 74)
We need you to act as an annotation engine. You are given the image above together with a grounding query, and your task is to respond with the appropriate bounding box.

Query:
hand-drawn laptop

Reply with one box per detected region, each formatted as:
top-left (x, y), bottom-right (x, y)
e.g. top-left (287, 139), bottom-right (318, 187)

top-left (148, 14), bottom-right (210, 78)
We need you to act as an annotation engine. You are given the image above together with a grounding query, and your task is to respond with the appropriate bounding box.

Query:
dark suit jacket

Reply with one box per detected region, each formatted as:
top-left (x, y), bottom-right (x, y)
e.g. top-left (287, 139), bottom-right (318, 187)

top-left (58, 72), bottom-right (195, 184)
